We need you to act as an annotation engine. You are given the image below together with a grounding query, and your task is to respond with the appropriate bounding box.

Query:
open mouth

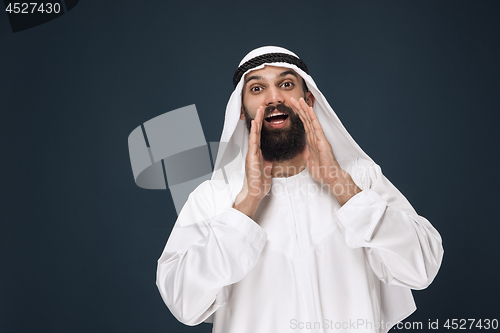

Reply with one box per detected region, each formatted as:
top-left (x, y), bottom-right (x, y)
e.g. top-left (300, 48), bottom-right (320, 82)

top-left (265, 113), bottom-right (289, 124)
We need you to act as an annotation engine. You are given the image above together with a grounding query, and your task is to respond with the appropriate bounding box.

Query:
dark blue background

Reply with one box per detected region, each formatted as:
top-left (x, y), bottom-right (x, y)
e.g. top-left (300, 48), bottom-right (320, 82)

top-left (1, 1), bottom-right (499, 332)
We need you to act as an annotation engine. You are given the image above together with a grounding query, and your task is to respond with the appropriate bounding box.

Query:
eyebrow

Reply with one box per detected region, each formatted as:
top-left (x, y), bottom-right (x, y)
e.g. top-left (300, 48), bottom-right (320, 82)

top-left (279, 70), bottom-right (298, 79)
top-left (244, 75), bottom-right (263, 85)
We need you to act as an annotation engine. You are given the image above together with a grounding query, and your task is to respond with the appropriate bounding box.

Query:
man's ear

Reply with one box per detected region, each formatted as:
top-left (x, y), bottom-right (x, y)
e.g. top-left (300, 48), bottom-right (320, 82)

top-left (305, 91), bottom-right (315, 108)
top-left (240, 106), bottom-right (245, 120)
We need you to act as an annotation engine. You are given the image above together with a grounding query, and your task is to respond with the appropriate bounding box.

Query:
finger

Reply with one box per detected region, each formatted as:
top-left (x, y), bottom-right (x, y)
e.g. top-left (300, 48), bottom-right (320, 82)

top-left (294, 98), bottom-right (316, 142)
top-left (298, 98), bottom-right (316, 135)
top-left (304, 116), bottom-right (318, 153)
top-left (290, 97), bottom-right (309, 126)
top-left (256, 106), bottom-right (264, 134)
top-left (299, 97), bottom-right (327, 142)
top-left (295, 103), bottom-right (320, 158)
top-left (248, 120), bottom-right (258, 155)
top-left (250, 106), bottom-right (266, 154)
top-left (291, 97), bottom-right (316, 142)
top-left (298, 99), bottom-right (339, 165)
top-left (254, 106), bottom-right (263, 125)
top-left (289, 97), bottom-right (301, 116)
top-left (291, 98), bottom-right (320, 157)
top-left (290, 98), bottom-right (310, 133)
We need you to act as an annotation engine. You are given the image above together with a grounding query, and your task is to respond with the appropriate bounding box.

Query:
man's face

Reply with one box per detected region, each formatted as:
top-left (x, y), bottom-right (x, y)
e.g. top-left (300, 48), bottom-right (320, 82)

top-left (241, 65), bottom-right (315, 162)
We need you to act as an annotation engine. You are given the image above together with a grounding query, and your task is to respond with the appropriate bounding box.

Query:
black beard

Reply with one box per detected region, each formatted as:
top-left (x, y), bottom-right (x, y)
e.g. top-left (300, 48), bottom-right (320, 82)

top-left (243, 103), bottom-right (306, 163)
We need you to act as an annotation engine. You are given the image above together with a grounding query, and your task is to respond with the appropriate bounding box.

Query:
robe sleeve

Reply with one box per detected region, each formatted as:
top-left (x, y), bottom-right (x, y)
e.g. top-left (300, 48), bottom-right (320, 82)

top-left (156, 180), bottom-right (267, 325)
top-left (335, 158), bottom-right (444, 290)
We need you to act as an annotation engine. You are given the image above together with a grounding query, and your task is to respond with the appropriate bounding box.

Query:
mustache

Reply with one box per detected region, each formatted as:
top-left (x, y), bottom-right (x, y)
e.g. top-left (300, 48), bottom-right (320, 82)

top-left (264, 103), bottom-right (294, 118)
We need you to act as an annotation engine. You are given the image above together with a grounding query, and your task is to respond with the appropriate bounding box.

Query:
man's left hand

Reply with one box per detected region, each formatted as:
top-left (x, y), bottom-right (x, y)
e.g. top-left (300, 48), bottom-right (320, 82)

top-left (290, 97), bottom-right (362, 206)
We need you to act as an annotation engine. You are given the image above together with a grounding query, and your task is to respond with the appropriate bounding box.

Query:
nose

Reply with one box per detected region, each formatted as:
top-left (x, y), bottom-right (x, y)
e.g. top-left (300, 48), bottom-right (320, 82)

top-left (264, 85), bottom-right (284, 106)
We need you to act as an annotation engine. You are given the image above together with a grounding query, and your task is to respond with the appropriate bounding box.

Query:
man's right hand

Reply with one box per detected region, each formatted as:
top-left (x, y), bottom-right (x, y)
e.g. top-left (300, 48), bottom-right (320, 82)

top-left (233, 106), bottom-right (272, 220)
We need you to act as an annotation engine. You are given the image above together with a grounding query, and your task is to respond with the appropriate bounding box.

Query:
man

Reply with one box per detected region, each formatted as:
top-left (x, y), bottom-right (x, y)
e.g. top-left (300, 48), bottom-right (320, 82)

top-left (156, 46), bottom-right (443, 333)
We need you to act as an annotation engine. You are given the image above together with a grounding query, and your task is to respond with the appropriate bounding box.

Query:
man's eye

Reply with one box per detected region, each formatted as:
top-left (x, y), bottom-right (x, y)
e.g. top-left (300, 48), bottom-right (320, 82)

top-left (250, 86), bottom-right (262, 92)
top-left (281, 82), bottom-right (293, 88)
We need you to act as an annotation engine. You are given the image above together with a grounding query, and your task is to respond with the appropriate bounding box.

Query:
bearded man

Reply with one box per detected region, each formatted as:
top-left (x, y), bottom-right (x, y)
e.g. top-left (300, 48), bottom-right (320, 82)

top-left (156, 46), bottom-right (444, 333)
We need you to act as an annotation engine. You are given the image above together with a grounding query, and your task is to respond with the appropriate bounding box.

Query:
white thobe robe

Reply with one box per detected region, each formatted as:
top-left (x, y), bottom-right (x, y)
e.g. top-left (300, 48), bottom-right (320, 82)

top-left (156, 158), bottom-right (443, 333)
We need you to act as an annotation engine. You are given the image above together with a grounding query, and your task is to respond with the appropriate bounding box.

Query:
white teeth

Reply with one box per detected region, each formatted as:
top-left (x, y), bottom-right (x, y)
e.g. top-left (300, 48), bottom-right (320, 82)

top-left (266, 113), bottom-right (286, 119)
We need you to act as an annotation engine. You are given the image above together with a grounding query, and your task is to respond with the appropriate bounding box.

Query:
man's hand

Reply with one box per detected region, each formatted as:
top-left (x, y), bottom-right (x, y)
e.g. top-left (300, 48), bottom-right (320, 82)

top-left (290, 97), bottom-right (362, 206)
top-left (233, 106), bottom-right (272, 219)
